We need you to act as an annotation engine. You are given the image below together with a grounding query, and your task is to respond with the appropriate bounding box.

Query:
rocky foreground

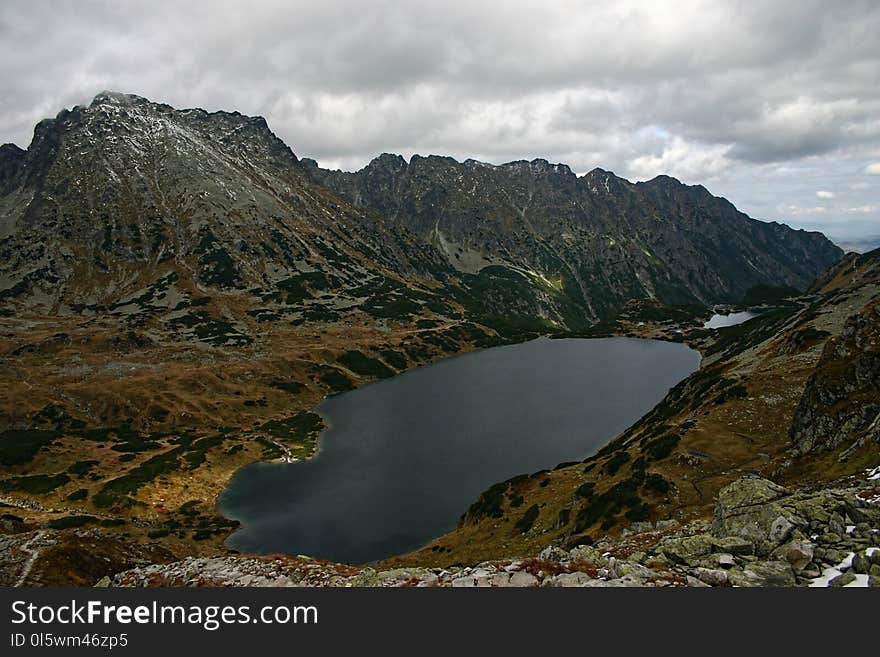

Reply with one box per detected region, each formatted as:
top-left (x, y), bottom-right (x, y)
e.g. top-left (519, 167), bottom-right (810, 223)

top-left (101, 471), bottom-right (880, 588)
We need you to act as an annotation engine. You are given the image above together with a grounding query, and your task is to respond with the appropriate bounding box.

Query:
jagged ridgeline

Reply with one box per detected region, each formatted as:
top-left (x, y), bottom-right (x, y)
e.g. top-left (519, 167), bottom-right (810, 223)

top-left (305, 153), bottom-right (842, 323)
top-left (1, 92), bottom-right (841, 332)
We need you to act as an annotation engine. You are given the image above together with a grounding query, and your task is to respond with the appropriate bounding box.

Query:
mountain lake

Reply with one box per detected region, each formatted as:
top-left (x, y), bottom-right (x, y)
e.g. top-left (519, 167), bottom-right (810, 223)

top-left (703, 311), bottom-right (761, 329)
top-left (219, 336), bottom-right (701, 564)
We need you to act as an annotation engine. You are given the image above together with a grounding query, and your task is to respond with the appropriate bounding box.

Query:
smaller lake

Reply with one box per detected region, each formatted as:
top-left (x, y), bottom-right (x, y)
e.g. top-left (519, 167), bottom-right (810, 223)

top-left (703, 311), bottom-right (761, 329)
top-left (219, 337), bottom-right (700, 564)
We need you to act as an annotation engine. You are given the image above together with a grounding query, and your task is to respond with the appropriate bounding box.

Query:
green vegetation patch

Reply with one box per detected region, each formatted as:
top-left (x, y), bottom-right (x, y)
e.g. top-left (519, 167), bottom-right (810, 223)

top-left (93, 432), bottom-right (227, 508)
top-left (379, 349), bottom-right (408, 371)
top-left (196, 229), bottom-right (241, 288)
top-left (355, 276), bottom-right (430, 320)
top-left (180, 435), bottom-right (225, 469)
top-left (337, 350), bottom-right (395, 379)
top-left (643, 473), bottom-right (672, 495)
top-left (94, 448), bottom-right (184, 508)
top-left (274, 272), bottom-right (333, 305)
top-left (0, 429), bottom-right (61, 466)
top-left (259, 412), bottom-right (323, 443)
top-left (67, 460), bottom-right (99, 476)
top-left (575, 482), bottom-right (595, 499)
top-left (713, 380), bottom-right (749, 405)
top-left (0, 473), bottom-right (70, 494)
top-left (572, 469), bottom-right (649, 534)
top-left (604, 451), bottom-right (631, 475)
top-left (514, 504), bottom-right (540, 533)
top-left (314, 365), bottom-right (355, 393)
top-left (33, 404), bottom-right (86, 431)
top-left (114, 271), bottom-right (181, 311)
top-left (78, 425), bottom-right (170, 453)
top-left (269, 379), bottom-right (304, 395)
top-left (110, 438), bottom-right (163, 453)
top-left (47, 515), bottom-right (98, 529)
top-left (465, 481), bottom-right (510, 521)
top-left (464, 474), bottom-right (531, 522)
top-left (455, 264), bottom-right (590, 334)
top-left (617, 300), bottom-right (707, 325)
top-left (167, 310), bottom-right (252, 347)
top-left (740, 284), bottom-right (800, 306)
top-left (643, 433), bottom-right (681, 461)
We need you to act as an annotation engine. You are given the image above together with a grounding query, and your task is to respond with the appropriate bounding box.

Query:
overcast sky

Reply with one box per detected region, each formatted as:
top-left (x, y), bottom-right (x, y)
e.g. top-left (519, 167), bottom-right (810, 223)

top-left (1, 1), bottom-right (878, 243)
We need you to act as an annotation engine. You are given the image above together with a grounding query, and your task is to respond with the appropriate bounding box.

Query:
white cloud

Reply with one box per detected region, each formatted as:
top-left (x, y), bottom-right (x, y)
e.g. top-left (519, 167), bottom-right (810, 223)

top-left (847, 205), bottom-right (878, 213)
top-left (627, 136), bottom-right (732, 182)
top-left (816, 190), bottom-right (834, 198)
top-left (787, 205), bottom-right (830, 215)
top-left (866, 163), bottom-right (880, 175)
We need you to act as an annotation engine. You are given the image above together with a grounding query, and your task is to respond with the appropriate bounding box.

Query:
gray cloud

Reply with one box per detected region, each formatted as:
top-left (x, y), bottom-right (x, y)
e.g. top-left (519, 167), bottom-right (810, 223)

top-left (1, 0), bottom-right (878, 239)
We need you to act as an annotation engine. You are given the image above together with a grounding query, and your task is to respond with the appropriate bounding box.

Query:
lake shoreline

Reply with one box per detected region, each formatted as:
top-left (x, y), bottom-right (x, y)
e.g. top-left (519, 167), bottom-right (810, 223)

top-left (214, 301), bottom-right (784, 563)
top-left (218, 335), bottom-right (701, 564)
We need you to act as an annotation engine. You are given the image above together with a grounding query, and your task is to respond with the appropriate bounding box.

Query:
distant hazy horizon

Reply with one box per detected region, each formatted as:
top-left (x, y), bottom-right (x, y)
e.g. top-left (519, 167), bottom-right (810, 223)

top-left (828, 235), bottom-right (880, 253)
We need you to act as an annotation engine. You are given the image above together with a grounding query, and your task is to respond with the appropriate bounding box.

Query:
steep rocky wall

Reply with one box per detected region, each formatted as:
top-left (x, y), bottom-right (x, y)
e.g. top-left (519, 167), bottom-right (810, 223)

top-left (790, 301), bottom-right (880, 456)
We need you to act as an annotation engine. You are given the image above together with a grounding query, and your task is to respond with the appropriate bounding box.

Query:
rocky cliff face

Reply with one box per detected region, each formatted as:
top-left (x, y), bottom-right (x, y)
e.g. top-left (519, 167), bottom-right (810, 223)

top-left (305, 154), bottom-right (842, 322)
top-left (0, 143), bottom-right (25, 193)
top-left (790, 250), bottom-right (880, 456)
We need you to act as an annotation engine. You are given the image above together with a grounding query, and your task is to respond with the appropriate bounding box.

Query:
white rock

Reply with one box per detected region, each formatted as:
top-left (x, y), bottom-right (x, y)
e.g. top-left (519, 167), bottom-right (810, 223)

top-left (686, 575), bottom-right (711, 587)
top-left (489, 573), bottom-right (512, 587)
top-left (508, 571), bottom-right (539, 587)
top-left (551, 572), bottom-right (593, 587)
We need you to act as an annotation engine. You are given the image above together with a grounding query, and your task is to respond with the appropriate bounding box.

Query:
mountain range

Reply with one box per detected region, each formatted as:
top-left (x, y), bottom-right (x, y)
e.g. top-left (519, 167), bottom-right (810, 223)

top-left (2, 92), bottom-right (876, 587)
top-left (0, 92), bottom-right (841, 334)
top-left (306, 153), bottom-right (841, 321)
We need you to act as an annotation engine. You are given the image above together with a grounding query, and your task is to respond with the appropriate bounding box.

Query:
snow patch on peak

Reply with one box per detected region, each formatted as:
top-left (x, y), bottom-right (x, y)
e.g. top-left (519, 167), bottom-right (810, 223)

top-left (91, 91), bottom-right (143, 108)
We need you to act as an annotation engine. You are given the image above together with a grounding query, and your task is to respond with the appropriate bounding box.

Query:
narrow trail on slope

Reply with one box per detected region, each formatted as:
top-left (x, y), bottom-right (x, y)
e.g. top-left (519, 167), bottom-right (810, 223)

top-left (15, 530), bottom-right (47, 587)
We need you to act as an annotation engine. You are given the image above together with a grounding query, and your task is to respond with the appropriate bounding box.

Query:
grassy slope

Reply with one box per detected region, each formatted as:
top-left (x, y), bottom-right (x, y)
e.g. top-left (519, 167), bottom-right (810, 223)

top-left (0, 283), bottom-right (510, 558)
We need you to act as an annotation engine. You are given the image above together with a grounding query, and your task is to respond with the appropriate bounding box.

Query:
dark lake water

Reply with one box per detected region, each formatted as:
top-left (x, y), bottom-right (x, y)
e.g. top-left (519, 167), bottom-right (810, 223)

top-left (218, 337), bottom-right (700, 564)
top-left (703, 311), bottom-right (760, 329)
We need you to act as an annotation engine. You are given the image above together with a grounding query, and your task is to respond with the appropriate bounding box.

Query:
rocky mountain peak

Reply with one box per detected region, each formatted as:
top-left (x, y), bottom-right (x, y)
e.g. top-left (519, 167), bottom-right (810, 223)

top-left (0, 143), bottom-right (25, 190)
top-left (21, 91), bottom-right (300, 175)
top-left (516, 158), bottom-right (576, 178)
top-left (0, 142), bottom-right (25, 158)
top-left (644, 173), bottom-right (682, 186)
top-left (368, 152), bottom-right (408, 170)
top-left (637, 174), bottom-right (714, 203)
top-left (581, 167), bottom-right (629, 194)
top-left (0, 92), bottom-right (442, 315)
